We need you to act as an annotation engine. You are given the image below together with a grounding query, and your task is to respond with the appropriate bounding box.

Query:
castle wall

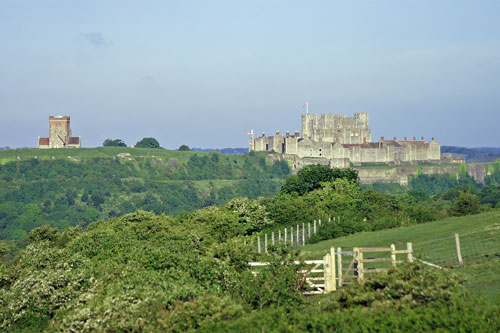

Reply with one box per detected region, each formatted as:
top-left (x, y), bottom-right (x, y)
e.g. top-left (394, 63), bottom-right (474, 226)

top-left (355, 163), bottom-right (488, 185)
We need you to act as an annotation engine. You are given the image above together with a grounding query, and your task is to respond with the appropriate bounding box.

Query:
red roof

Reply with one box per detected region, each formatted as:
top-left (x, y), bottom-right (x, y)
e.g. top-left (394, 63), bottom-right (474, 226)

top-left (68, 137), bottom-right (80, 145)
top-left (38, 137), bottom-right (49, 145)
top-left (342, 143), bottom-right (381, 149)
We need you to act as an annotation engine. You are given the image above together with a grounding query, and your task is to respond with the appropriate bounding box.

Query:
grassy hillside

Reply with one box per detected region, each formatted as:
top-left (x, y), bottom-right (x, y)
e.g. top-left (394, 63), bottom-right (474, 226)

top-left (301, 210), bottom-right (500, 300)
top-left (0, 147), bottom-right (199, 164)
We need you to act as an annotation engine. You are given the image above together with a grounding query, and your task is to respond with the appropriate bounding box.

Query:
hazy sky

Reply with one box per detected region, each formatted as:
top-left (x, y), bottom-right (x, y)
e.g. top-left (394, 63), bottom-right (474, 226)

top-left (1, 0), bottom-right (500, 149)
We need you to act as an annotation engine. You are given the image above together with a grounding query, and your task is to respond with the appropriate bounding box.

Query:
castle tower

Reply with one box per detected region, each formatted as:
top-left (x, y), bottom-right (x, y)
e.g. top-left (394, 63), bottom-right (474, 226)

top-left (301, 113), bottom-right (317, 139)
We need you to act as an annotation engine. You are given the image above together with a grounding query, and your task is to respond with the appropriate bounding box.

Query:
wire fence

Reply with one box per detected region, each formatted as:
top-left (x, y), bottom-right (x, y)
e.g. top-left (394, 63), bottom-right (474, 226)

top-left (252, 217), bottom-right (341, 253)
top-left (413, 224), bottom-right (500, 268)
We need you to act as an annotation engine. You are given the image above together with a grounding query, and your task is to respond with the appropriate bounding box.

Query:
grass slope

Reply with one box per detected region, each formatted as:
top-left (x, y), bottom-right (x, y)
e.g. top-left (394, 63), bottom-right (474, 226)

top-left (0, 147), bottom-right (201, 164)
top-left (302, 210), bottom-right (500, 301)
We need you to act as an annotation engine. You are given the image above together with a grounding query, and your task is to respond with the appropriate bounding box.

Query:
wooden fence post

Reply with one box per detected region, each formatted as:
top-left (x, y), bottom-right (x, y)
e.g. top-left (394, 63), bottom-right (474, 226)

top-left (337, 247), bottom-right (343, 287)
top-left (355, 247), bottom-right (364, 282)
top-left (264, 234), bottom-right (268, 253)
top-left (278, 230), bottom-right (281, 243)
top-left (257, 236), bottom-right (261, 253)
top-left (329, 217), bottom-right (331, 223)
top-left (455, 233), bottom-right (464, 267)
top-left (302, 223), bottom-right (305, 246)
top-left (407, 242), bottom-right (413, 263)
top-left (308, 222), bottom-right (311, 239)
top-left (284, 228), bottom-right (287, 244)
top-left (296, 224), bottom-right (299, 245)
top-left (319, 219), bottom-right (322, 226)
top-left (391, 244), bottom-right (396, 267)
top-left (330, 247), bottom-right (337, 291)
top-left (291, 227), bottom-right (294, 245)
top-left (272, 232), bottom-right (275, 246)
top-left (323, 253), bottom-right (331, 292)
top-left (314, 220), bottom-right (317, 234)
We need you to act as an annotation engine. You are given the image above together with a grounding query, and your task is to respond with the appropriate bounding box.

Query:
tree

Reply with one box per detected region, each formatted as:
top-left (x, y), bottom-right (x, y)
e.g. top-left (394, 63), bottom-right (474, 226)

top-left (103, 139), bottom-right (127, 147)
top-left (178, 145), bottom-right (191, 151)
top-left (135, 138), bottom-right (160, 148)
top-left (452, 191), bottom-right (481, 216)
top-left (280, 164), bottom-right (359, 195)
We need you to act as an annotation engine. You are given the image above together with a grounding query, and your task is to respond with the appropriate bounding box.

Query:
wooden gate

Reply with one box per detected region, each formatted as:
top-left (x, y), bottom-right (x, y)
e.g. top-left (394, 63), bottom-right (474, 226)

top-left (337, 249), bottom-right (357, 286)
top-left (248, 259), bottom-right (330, 295)
top-left (249, 243), bottom-right (413, 295)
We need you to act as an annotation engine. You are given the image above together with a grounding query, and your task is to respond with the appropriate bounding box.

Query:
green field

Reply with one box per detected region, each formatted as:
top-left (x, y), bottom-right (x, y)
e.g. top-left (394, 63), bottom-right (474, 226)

top-left (301, 210), bottom-right (500, 301)
top-left (0, 147), bottom-right (204, 164)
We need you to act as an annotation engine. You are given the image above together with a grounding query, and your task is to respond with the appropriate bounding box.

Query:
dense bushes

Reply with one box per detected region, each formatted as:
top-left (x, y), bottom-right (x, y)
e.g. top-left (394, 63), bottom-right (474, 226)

top-left (0, 210), bottom-right (302, 331)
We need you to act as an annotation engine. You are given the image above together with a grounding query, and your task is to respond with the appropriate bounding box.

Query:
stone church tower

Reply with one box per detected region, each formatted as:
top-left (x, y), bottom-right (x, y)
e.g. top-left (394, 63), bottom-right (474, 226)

top-left (38, 116), bottom-right (81, 148)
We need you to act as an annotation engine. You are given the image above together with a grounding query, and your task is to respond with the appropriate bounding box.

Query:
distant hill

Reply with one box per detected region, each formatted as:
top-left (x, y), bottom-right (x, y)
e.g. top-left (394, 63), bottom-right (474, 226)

top-left (191, 147), bottom-right (248, 155)
top-left (441, 146), bottom-right (500, 163)
top-left (0, 147), bottom-right (290, 240)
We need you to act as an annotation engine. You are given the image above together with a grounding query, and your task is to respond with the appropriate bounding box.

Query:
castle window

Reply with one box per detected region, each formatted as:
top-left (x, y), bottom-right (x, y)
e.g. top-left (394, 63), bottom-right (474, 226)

top-left (319, 148), bottom-right (322, 152)
top-left (266, 144), bottom-right (269, 150)
top-left (319, 153), bottom-right (322, 157)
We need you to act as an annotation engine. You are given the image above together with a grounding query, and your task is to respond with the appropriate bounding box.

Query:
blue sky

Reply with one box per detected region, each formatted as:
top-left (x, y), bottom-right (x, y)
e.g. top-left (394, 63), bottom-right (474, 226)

top-left (1, 0), bottom-right (499, 148)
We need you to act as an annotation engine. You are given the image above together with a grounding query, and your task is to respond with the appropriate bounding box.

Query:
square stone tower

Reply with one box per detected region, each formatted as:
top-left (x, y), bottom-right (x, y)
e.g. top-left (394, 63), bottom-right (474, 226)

top-left (38, 116), bottom-right (81, 148)
top-left (49, 116), bottom-right (71, 148)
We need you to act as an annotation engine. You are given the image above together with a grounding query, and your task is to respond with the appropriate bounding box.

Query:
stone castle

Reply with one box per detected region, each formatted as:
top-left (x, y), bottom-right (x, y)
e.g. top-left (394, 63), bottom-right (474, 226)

top-left (249, 112), bottom-right (440, 169)
top-left (38, 116), bottom-right (81, 149)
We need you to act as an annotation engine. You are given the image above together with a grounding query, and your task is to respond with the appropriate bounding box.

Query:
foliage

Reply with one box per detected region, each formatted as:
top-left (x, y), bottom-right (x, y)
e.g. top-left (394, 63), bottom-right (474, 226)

top-left (0, 152), bottom-right (289, 240)
top-left (103, 138), bottom-right (127, 147)
top-left (451, 191), bottom-right (481, 216)
top-left (178, 144), bottom-right (191, 151)
top-left (196, 264), bottom-right (500, 332)
top-left (135, 137), bottom-right (160, 148)
top-left (0, 211), bottom-right (304, 331)
top-left (1, 193), bottom-right (499, 331)
top-left (280, 164), bottom-right (358, 195)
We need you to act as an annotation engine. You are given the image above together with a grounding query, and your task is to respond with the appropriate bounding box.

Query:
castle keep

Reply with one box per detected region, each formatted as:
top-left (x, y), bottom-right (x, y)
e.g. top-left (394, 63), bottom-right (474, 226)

top-left (249, 112), bottom-right (440, 169)
top-left (38, 116), bottom-right (81, 149)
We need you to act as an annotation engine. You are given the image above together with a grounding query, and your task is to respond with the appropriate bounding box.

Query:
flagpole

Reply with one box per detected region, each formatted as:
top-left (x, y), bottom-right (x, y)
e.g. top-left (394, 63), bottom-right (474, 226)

top-left (306, 101), bottom-right (309, 114)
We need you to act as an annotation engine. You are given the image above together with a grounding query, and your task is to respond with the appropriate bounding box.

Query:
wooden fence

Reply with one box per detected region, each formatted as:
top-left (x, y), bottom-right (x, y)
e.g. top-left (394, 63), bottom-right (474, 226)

top-left (253, 217), bottom-right (342, 253)
top-left (249, 243), bottom-right (413, 294)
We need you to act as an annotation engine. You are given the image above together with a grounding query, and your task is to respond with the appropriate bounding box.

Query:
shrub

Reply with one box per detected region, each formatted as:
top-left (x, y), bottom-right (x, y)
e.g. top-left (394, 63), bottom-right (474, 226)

top-left (135, 137), bottom-right (160, 148)
top-left (452, 191), bottom-right (481, 216)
